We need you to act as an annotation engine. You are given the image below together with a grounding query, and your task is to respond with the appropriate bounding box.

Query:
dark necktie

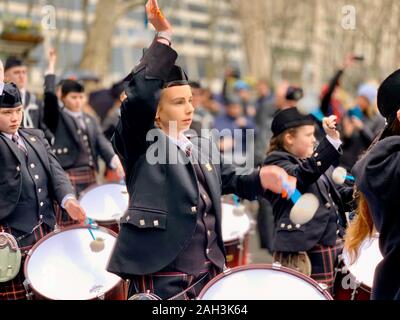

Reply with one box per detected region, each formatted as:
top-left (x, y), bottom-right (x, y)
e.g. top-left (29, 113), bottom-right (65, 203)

top-left (12, 134), bottom-right (28, 156)
top-left (76, 115), bottom-right (86, 130)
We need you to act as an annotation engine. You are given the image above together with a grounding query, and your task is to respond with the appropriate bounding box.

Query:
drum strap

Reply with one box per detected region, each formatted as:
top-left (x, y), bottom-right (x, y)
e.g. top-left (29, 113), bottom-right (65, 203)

top-left (14, 219), bottom-right (44, 242)
top-left (168, 273), bottom-right (209, 300)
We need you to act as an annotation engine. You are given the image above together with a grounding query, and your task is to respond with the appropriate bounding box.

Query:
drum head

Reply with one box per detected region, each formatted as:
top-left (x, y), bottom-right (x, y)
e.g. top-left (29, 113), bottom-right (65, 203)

top-left (342, 236), bottom-right (383, 288)
top-left (221, 203), bottom-right (251, 242)
top-left (199, 265), bottom-right (332, 300)
top-left (80, 184), bottom-right (128, 222)
top-left (25, 227), bottom-right (121, 300)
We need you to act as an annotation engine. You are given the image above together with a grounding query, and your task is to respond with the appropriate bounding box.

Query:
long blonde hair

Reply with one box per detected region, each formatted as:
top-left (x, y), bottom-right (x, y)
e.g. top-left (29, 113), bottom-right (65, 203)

top-left (344, 190), bottom-right (375, 263)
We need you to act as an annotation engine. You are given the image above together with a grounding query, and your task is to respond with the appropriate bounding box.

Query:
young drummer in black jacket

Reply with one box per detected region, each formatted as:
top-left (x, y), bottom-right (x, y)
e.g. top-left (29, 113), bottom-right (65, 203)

top-left (263, 107), bottom-right (354, 294)
top-left (43, 50), bottom-right (124, 226)
top-left (107, 0), bottom-right (294, 300)
top-left (0, 82), bottom-right (86, 300)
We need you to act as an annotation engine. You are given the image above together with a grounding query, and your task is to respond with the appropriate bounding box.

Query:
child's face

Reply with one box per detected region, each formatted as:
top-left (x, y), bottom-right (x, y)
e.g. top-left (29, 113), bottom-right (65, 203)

top-left (285, 125), bottom-right (316, 158)
top-left (156, 84), bottom-right (194, 136)
top-left (62, 92), bottom-right (85, 112)
top-left (0, 106), bottom-right (23, 134)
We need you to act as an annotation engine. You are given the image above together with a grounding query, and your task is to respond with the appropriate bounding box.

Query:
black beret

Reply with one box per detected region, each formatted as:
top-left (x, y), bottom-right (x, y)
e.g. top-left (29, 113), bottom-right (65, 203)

top-left (0, 83), bottom-right (22, 108)
top-left (271, 107), bottom-right (315, 137)
top-left (163, 65), bottom-right (189, 88)
top-left (377, 69), bottom-right (400, 123)
top-left (61, 80), bottom-right (84, 97)
top-left (4, 56), bottom-right (25, 72)
top-left (122, 64), bottom-right (188, 89)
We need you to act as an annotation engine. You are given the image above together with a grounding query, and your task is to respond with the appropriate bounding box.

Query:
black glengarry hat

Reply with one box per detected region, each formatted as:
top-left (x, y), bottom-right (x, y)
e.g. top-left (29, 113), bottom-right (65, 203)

top-left (271, 107), bottom-right (315, 137)
top-left (0, 83), bottom-right (23, 108)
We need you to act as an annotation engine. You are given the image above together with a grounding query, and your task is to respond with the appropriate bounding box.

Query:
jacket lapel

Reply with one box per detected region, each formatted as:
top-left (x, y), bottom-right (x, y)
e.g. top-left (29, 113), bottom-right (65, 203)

top-left (0, 134), bottom-right (23, 163)
top-left (61, 111), bottom-right (81, 145)
top-left (191, 145), bottom-right (221, 209)
top-left (19, 130), bottom-right (51, 171)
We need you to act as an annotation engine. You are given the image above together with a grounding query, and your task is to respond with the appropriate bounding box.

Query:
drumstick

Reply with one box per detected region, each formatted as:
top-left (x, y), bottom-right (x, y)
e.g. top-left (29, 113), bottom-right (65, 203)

top-left (86, 218), bottom-right (105, 253)
top-left (232, 195), bottom-right (240, 207)
top-left (332, 167), bottom-right (355, 185)
top-left (281, 176), bottom-right (320, 225)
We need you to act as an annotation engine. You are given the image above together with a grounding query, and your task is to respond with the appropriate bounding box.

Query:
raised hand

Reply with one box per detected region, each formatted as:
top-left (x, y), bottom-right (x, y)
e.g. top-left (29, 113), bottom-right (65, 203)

top-left (323, 115), bottom-right (340, 140)
top-left (47, 48), bottom-right (57, 74)
top-left (145, 0), bottom-right (171, 33)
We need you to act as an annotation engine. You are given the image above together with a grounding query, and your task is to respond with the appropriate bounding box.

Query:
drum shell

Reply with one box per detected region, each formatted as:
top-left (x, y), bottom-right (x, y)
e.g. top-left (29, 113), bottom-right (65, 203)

top-left (334, 268), bottom-right (371, 300)
top-left (224, 233), bottom-right (250, 268)
top-left (79, 183), bottom-right (129, 234)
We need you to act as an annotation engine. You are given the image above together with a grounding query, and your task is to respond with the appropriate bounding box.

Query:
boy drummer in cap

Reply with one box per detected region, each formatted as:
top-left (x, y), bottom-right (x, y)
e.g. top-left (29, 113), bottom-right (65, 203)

top-left (43, 50), bottom-right (124, 227)
top-left (0, 79), bottom-right (86, 300)
top-left (107, 0), bottom-right (294, 300)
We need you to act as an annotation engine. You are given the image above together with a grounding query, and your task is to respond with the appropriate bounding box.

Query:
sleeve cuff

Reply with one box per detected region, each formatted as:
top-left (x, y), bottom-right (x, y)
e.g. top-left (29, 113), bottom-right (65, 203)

top-left (61, 194), bottom-right (76, 209)
top-left (326, 135), bottom-right (342, 150)
top-left (109, 155), bottom-right (119, 169)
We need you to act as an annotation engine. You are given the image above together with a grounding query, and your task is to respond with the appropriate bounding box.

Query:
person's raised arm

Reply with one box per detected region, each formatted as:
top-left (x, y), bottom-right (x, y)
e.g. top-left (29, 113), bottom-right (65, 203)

top-left (43, 48), bottom-right (60, 133)
top-left (114, 0), bottom-right (177, 169)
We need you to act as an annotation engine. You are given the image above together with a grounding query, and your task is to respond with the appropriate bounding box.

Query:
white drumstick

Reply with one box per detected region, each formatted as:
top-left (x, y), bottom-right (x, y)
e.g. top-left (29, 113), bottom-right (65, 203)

top-left (86, 218), bottom-right (105, 253)
top-left (332, 167), bottom-right (355, 185)
top-left (282, 178), bottom-right (320, 225)
top-left (289, 193), bottom-right (320, 225)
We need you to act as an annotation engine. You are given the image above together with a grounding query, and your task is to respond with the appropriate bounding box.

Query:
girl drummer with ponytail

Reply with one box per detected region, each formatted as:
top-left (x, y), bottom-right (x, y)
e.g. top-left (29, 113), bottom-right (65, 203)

top-left (346, 69), bottom-right (400, 300)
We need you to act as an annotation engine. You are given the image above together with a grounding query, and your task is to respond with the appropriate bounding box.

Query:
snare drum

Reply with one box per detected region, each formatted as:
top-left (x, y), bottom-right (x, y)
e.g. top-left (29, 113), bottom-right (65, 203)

top-left (23, 226), bottom-right (126, 300)
top-left (79, 183), bottom-right (129, 233)
top-left (334, 235), bottom-right (382, 300)
top-left (198, 264), bottom-right (333, 300)
top-left (221, 203), bottom-right (252, 268)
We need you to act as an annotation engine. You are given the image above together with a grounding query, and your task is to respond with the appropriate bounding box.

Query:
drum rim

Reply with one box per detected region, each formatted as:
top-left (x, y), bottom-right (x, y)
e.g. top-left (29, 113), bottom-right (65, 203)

top-left (79, 182), bottom-right (128, 223)
top-left (23, 225), bottom-right (123, 300)
top-left (197, 263), bottom-right (333, 300)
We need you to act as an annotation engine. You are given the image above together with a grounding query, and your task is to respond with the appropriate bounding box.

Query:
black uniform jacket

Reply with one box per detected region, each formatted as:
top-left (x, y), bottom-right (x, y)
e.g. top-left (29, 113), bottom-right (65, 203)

top-left (352, 136), bottom-right (400, 300)
top-left (0, 128), bottom-right (74, 221)
top-left (43, 75), bottom-right (115, 170)
top-left (107, 40), bottom-right (264, 277)
top-left (263, 139), bottom-right (353, 252)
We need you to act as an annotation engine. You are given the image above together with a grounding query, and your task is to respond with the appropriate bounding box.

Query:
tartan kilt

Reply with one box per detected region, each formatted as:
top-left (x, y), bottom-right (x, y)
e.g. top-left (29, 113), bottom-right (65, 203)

top-left (128, 261), bottom-right (221, 300)
top-left (56, 166), bottom-right (97, 227)
top-left (0, 224), bottom-right (52, 300)
top-left (307, 238), bottom-right (344, 295)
